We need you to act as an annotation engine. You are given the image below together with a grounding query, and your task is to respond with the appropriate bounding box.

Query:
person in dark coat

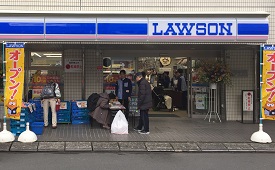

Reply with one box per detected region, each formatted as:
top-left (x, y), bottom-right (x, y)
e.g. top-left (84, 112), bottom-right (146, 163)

top-left (134, 72), bottom-right (152, 134)
top-left (90, 93), bottom-right (111, 130)
top-left (176, 69), bottom-right (187, 110)
top-left (115, 70), bottom-right (132, 120)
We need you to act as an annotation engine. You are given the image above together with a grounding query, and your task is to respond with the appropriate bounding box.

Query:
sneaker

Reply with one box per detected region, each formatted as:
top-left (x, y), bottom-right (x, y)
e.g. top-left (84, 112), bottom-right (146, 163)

top-left (133, 127), bottom-right (142, 132)
top-left (52, 126), bottom-right (57, 129)
top-left (139, 130), bottom-right (150, 134)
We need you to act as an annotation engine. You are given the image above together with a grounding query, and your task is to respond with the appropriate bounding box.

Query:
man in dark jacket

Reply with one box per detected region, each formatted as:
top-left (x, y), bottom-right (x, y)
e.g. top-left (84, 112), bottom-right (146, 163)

top-left (115, 70), bottom-right (132, 120)
top-left (176, 69), bottom-right (187, 110)
top-left (134, 72), bottom-right (152, 134)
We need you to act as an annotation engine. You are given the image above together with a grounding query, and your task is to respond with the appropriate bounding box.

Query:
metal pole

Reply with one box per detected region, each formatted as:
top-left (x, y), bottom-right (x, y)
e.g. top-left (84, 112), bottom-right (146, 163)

top-left (259, 45), bottom-right (263, 124)
top-left (2, 42), bottom-right (6, 121)
top-left (82, 47), bottom-right (85, 100)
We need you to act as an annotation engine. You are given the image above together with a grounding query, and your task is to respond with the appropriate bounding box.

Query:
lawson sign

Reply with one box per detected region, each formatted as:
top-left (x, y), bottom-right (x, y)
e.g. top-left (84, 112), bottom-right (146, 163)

top-left (149, 19), bottom-right (237, 40)
top-left (0, 17), bottom-right (269, 42)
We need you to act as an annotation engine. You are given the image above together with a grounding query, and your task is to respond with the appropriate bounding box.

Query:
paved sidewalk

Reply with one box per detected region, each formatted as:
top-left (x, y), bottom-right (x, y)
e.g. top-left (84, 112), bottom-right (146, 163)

top-left (36, 117), bottom-right (275, 143)
top-left (1, 115), bottom-right (275, 152)
top-left (1, 141), bottom-right (275, 152)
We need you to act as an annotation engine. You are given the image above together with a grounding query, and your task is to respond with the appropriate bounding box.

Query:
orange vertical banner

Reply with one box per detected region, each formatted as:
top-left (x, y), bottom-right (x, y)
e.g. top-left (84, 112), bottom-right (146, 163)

top-left (4, 42), bottom-right (25, 120)
top-left (262, 47), bottom-right (275, 120)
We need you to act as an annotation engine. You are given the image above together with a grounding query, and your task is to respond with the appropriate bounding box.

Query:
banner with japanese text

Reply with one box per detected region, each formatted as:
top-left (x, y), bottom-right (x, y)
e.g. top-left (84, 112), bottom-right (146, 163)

top-left (262, 46), bottom-right (275, 120)
top-left (4, 42), bottom-right (25, 120)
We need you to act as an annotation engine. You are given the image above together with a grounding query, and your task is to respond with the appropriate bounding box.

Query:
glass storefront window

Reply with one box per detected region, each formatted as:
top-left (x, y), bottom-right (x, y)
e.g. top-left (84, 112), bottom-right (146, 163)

top-left (103, 59), bottom-right (135, 94)
top-left (30, 52), bottom-right (62, 67)
top-left (27, 70), bottom-right (64, 100)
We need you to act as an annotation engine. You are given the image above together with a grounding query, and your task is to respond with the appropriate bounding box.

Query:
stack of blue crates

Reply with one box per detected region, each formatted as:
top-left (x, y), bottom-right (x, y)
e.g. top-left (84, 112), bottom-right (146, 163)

top-left (56, 101), bottom-right (71, 123)
top-left (10, 106), bottom-right (32, 136)
top-left (71, 101), bottom-right (90, 124)
top-left (29, 99), bottom-right (71, 124)
top-left (29, 99), bottom-right (44, 122)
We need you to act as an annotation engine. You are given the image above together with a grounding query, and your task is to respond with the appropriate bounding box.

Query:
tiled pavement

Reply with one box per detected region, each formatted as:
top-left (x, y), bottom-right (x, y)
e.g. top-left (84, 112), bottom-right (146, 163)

top-left (34, 117), bottom-right (275, 143)
top-left (1, 141), bottom-right (275, 152)
top-left (1, 116), bottom-right (275, 152)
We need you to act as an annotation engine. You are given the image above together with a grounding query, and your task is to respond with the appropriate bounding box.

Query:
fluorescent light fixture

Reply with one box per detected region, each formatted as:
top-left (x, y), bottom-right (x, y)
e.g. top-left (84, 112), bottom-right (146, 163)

top-left (34, 52), bottom-right (42, 57)
top-left (175, 57), bottom-right (187, 60)
top-left (43, 53), bottom-right (62, 56)
top-left (46, 55), bottom-right (62, 58)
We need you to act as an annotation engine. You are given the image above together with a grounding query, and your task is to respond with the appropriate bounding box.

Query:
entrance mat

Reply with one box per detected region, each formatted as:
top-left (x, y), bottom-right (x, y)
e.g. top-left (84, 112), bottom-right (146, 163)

top-left (149, 114), bottom-right (179, 117)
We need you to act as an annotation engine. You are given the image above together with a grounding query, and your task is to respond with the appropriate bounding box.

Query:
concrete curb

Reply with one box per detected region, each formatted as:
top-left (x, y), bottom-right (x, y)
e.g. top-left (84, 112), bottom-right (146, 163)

top-left (1, 142), bottom-right (275, 153)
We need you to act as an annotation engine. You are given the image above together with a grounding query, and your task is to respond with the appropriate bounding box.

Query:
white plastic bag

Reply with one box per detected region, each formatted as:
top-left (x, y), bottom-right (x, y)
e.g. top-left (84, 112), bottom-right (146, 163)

top-left (111, 110), bottom-right (128, 134)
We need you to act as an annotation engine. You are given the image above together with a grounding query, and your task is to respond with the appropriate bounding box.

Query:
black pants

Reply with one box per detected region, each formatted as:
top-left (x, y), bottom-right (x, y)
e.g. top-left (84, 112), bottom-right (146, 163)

top-left (118, 99), bottom-right (129, 120)
top-left (137, 109), bottom-right (149, 132)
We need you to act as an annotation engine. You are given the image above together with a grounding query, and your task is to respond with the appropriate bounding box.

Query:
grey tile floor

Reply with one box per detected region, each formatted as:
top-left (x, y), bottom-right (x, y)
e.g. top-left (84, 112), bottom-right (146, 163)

top-left (31, 117), bottom-right (275, 143)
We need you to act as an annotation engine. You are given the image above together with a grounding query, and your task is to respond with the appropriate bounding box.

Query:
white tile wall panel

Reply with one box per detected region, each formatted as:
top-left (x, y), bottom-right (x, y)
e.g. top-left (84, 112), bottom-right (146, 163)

top-left (84, 49), bottom-right (103, 99)
top-left (63, 49), bottom-right (82, 101)
top-left (225, 49), bottom-right (255, 121)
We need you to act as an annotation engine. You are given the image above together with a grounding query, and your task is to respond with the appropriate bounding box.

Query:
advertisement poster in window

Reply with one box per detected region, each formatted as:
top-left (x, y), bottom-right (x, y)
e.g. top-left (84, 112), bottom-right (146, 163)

top-left (30, 70), bottom-right (61, 98)
top-left (195, 94), bottom-right (207, 110)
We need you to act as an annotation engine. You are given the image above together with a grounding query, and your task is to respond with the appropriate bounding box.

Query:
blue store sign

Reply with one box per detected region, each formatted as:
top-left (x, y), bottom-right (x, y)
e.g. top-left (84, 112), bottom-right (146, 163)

top-left (0, 17), bottom-right (269, 42)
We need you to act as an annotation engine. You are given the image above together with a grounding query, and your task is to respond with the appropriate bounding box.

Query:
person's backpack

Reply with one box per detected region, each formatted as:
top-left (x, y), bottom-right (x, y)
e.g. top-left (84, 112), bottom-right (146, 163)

top-left (41, 83), bottom-right (56, 99)
top-left (87, 93), bottom-right (100, 112)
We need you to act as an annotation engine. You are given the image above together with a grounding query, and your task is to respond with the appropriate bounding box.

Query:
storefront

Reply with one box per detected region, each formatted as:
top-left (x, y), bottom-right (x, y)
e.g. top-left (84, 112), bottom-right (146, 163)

top-left (0, 13), bottom-right (269, 121)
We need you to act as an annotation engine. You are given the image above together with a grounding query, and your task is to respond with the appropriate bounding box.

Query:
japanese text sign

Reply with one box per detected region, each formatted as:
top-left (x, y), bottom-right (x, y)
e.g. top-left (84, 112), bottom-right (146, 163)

top-left (4, 42), bottom-right (25, 120)
top-left (243, 91), bottom-right (253, 111)
top-left (65, 59), bottom-right (82, 72)
top-left (262, 46), bottom-right (275, 120)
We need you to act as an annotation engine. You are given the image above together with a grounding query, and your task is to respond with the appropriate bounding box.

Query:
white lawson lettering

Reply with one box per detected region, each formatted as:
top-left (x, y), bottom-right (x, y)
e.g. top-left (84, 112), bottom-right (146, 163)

top-left (152, 22), bottom-right (233, 36)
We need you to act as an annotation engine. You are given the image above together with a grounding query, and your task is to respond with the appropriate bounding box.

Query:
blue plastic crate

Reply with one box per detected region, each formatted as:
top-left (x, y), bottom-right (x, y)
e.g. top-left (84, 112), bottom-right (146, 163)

top-left (35, 117), bottom-right (44, 122)
top-left (10, 123), bottom-right (26, 128)
top-left (29, 99), bottom-right (42, 106)
top-left (72, 119), bottom-right (90, 125)
top-left (20, 112), bottom-right (27, 117)
top-left (59, 101), bottom-right (71, 111)
top-left (27, 114), bottom-right (35, 122)
top-left (10, 121), bottom-right (26, 127)
top-left (57, 114), bottom-right (71, 117)
top-left (21, 108), bottom-right (31, 114)
top-left (71, 101), bottom-right (88, 110)
top-left (33, 109), bottom-right (43, 115)
top-left (30, 122), bottom-right (44, 135)
top-left (57, 114), bottom-right (70, 119)
top-left (72, 110), bottom-right (89, 117)
top-left (11, 126), bottom-right (26, 133)
top-left (57, 110), bottom-right (71, 116)
top-left (71, 115), bottom-right (90, 120)
top-left (11, 131), bottom-right (24, 136)
top-left (57, 117), bottom-right (71, 123)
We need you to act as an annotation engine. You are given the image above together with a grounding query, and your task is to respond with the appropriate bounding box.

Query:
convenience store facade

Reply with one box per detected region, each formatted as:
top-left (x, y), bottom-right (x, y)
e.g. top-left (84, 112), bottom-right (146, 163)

top-left (0, 11), bottom-right (271, 121)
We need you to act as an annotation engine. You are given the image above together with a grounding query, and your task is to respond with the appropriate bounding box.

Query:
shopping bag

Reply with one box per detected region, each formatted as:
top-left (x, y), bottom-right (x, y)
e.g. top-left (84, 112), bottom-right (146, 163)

top-left (111, 110), bottom-right (128, 134)
top-left (56, 102), bottom-right (60, 111)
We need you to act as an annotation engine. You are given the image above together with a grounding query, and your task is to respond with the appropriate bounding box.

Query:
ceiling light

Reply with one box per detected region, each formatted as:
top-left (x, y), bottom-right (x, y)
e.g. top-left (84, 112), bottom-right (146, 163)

top-left (46, 56), bottom-right (62, 58)
top-left (43, 53), bottom-right (62, 56)
top-left (175, 57), bottom-right (187, 60)
top-left (34, 53), bottom-right (42, 57)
